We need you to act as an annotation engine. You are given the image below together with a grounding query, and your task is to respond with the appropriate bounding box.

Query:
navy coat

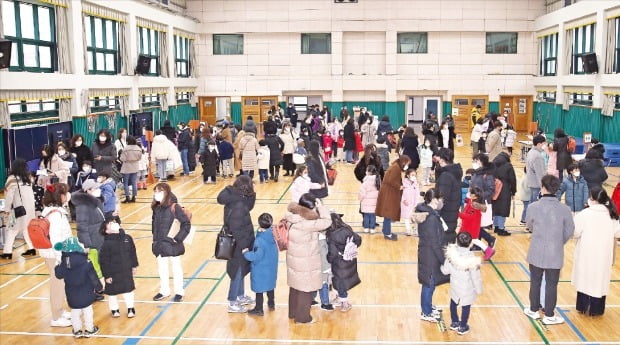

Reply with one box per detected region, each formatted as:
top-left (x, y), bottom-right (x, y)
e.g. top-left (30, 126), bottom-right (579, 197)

top-left (99, 230), bottom-right (139, 296)
top-left (243, 228), bottom-right (278, 293)
top-left (55, 252), bottom-right (103, 309)
top-left (151, 194), bottom-right (191, 257)
top-left (413, 203), bottom-right (449, 287)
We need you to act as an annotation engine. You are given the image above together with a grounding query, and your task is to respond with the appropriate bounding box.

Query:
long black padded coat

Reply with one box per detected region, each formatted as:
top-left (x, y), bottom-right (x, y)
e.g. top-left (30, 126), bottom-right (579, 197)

top-left (151, 193), bottom-right (191, 257)
top-left (217, 186), bottom-right (256, 278)
top-left (435, 162), bottom-right (463, 239)
top-left (99, 229), bottom-right (139, 295)
top-left (327, 221), bottom-right (362, 292)
top-left (413, 203), bottom-right (449, 287)
top-left (264, 134), bottom-right (284, 165)
top-left (492, 152), bottom-right (517, 218)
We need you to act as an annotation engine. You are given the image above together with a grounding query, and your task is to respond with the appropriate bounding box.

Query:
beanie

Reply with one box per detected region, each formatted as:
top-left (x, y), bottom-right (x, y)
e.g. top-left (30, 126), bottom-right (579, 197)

top-left (54, 237), bottom-right (84, 253)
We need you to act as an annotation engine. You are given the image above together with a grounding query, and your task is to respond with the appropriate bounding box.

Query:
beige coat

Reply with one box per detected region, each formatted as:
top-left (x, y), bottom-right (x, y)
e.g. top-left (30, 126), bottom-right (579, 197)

top-left (233, 130), bottom-right (245, 171)
top-left (119, 145), bottom-right (142, 174)
top-left (485, 129), bottom-right (502, 161)
top-left (285, 203), bottom-right (332, 292)
top-left (40, 154), bottom-right (70, 185)
top-left (238, 132), bottom-right (260, 172)
top-left (3, 175), bottom-right (36, 233)
top-left (572, 204), bottom-right (620, 298)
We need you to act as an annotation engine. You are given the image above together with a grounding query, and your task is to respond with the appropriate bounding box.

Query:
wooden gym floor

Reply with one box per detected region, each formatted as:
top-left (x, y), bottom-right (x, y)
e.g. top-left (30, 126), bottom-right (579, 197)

top-left (1, 136), bottom-right (620, 345)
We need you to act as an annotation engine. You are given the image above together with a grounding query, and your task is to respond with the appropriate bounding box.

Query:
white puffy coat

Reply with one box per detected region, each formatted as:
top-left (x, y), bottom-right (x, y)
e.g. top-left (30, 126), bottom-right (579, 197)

top-left (440, 244), bottom-right (483, 306)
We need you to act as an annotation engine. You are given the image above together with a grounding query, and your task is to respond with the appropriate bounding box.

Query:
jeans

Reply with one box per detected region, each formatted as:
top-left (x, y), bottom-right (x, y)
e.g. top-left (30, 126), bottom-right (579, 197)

top-left (180, 149), bottom-right (189, 174)
top-left (520, 200), bottom-right (530, 223)
top-left (382, 217), bottom-right (392, 236)
top-left (259, 169), bottom-right (268, 182)
top-left (345, 150), bottom-right (354, 162)
top-left (122, 173), bottom-right (137, 197)
top-left (156, 159), bottom-right (167, 180)
top-left (528, 264), bottom-right (560, 317)
top-left (312, 283), bottom-right (330, 304)
top-left (362, 213), bottom-right (376, 229)
top-left (420, 275), bottom-right (436, 315)
top-left (228, 268), bottom-right (245, 302)
top-left (479, 227), bottom-right (495, 245)
top-left (450, 299), bottom-right (471, 328)
top-left (529, 188), bottom-right (541, 203)
top-left (493, 216), bottom-right (506, 229)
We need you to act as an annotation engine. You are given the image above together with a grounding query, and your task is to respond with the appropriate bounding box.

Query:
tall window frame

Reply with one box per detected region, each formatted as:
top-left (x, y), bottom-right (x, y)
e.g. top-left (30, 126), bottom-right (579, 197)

top-left (138, 27), bottom-right (160, 76)
top-left (7, 98), bottom-right (59, 125)
top-left (537, 91), bottom-right (557, 103)
top-left (397, 32), bottom-right (428, 54)
top-left (571, 23), bottom-right (596, 74)
top-left (615, 18), bottom-right (620, 73)
top-left (176, 92), bottom-right (190, 104)
top-left (540, 33), bottom-right (558, 76)
top-left (174, 35), bottom-right (190, 77)
top-left (571, 92), bottom-right (593, 106)
top-left (2, 0), bottom-right (57, 72)
top-left (486, 32), bottom-right (518, 54)
top-left (88, 96), bottom-right (120, 113)
top-left (213, 34), bottom-right (243, 55)
top-left (141, 93), bottom-right (161, 107)
top-left (615, 94), bottom-right (620, 109)
top-left (84, 15), bottom-right (120, 75)
top-left (301, 33), bottom-right (331, 54)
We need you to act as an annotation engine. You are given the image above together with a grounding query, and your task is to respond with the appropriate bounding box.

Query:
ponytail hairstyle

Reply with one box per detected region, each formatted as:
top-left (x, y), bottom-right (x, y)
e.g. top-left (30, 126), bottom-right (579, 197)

top-left (366, 165), bottom-right (381, 191)
top-left (589, 187), bottom-right (619, 220)
top-left (423, 187), bottom-right (442, 205)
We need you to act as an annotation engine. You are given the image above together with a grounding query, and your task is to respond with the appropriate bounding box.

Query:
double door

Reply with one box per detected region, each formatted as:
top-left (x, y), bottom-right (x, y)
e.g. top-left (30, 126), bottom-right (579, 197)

top-left (241, 96), bottom-right (278, 124)
top-left (499, 95), bottom-right (532, 132)
top-left (407, 96), bottom-right (442, 126)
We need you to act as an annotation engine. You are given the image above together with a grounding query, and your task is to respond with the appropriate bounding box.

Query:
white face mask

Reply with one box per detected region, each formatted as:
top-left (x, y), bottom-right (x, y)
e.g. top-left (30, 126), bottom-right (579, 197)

top-left (82, 166), bottom-right (91, 173)
top-left (402, 165), bottom-right (409, 171)
top-left (154, 191), bottom-right (164, 202)
top-left (90, 189), bottom-right (101, 198)
top-left (208, 145), bottom-right (215, 151)
top-left (75, 140), bottom-right (82, 147)
top-left (110, 223), bottom-right (120, 232)
top-left (409, 176), bottom-right (416, 182)
top-left (302, 173), bottom-right (309, 179)
top-left (572, 171), bottom-right (580, 177)
top-left (472, 162), bottom-right (480, 170)
top-left (425, 142), bottom-right (430, 147)
top-left (99, 136), bottom-right (107, 142)
top-left (367, 120), bottom-right (371, 124)
top-left (57, 149), bottom-right (66, 156)
top-left (587, 199), bottom-right (594, 207)
top-left (430, 198), bottom-right (444, 210)
top-left (121, 132), bottom-right (127, 139)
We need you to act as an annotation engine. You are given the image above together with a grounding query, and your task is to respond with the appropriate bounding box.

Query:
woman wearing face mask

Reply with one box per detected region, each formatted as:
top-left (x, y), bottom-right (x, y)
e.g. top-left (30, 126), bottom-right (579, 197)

top-left (70, 135), bottom-right (93, 173)
top-left (375, 155), bottom-right (411, 241)
top-left (38, 144), bottom-right (71, 186)
top-left (119, 136), bottom-right (142, 203)
top-left (437, 120), bottom-right (456, 150)
top-left (571, 187), bottom-right (620, 316)
top-left (360, 116), bottom-right (376, 148)
top-left (57, 142), bottom-right (78, 188)
top-left (290, 166), bottom-right (324, 203)
top-left (151, 183), bottom-right (191, 303)
top-left (343, 118), bottom-right (356, 164)
top-left (39, 183), bottom-right (74, 327)
top-left (279, 123), bottom-right (297, 177)
top-left (305, 140), bottom-right (329, 200)
top-left (91, 130), bottom-right (117, 178)
top-left (400, 127), bottom-right (421, 170)
top-left (412, 188), bottom-right (449, 322)
top-left (470, 154), bottom-right (497, 248)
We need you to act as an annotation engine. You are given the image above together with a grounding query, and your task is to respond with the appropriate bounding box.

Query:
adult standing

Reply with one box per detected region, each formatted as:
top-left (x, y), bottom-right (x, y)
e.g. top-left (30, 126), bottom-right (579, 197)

top-left (360, 116), bottom-right (376, 148)
top-left (434, 148), bottom-right (463, 243)
top-left (177, 122), bottom-right (192, 176)
top-left (217, 176), bottom-right (257, 313)
top-left (264, 133), bottom-right (284, 182)
top-left (354, 145), bottom-right (382, 182)
top-left (244, 116), bottom-right (257, 135)
top-left (343, 118), bottom-right (356, 164)
top-left (471, 104), bottom-right (481, 126)
top-left (114, 128), bottom-right (128, 169)
top-left (376, 155), bottom-right (411, 241)
top-left (70, 135), bottom-right (93, 172)
top-left (553, 128), bottom-right (572, 181)
top-left (526, 135), bottom-right (548, 204)
top-left (306, 140), bottom-right (329, 199)
top-left (238, 126), bottom-right (260, 178)
top-left (119, 136), bottom-right (142, 203)
top-left (91, 130), bottom-right (117, 178)
top-left (263, 116), bottom-right (278, 136)
top-left (286, 193), bottom-right (332, 324)
top-left (151, 130), bottom-right (177, 183)
top-left (579, 149), bottom-right (608, 191)
top-left (320, 106), bottom-right (332, 124)
top-left (572, 187), bottom-right (620, 316)
top-left (1, 159), bottom-right (37, 259)
top-left (56, 143), bottom-right (78, 188)
top-left (437, 121), bottom-right (456, 151)
top-left (470, 153), bottom-right (497, 247)
top-left (524, 175), bottom-right (574, 325)
top-left (39, 144), bottom-right (71, 185)
top-left (233, 127), bottom-right (246, 176)
top-left (286, 103), bottom-right (298, 130)
top-left (160, 120), bottom-right (177, 143)
top-left (470, 118), bottom-right (484, 158)
top-left (376, 116), bottom-right (394, 149)
top-left (485, 122), bottom-right (503, 161)
top-left (280, 122), bottom-right (297, 176)
top-left (492, 152), bottom-right (516, 236)
top-left (340, 106), bottom-right (350, 122)
top-left (220, 121), bottom-right (233, 144)
top-left (400, 127), bottom-right (420, 170)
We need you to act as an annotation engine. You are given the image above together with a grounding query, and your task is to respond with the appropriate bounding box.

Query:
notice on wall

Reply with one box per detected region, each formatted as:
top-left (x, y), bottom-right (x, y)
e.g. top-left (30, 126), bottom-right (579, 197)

top-left (518, 99), bottom-right (527, 114)
top-left (452, 108), bottom-right (459, 117)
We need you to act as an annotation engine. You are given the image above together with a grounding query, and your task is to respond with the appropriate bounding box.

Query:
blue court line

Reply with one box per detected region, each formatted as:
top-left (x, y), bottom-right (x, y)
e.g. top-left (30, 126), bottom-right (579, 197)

top-left (517, 262), bottom-right (532, 277)
top-left (556, 307), bottom-right (593, 344)
top-left (122, 258), bottom-right (210, 345)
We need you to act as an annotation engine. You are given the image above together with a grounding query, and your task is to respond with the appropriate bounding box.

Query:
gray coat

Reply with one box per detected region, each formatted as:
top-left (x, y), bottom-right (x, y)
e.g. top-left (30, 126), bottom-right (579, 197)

top-left (119, 145), bottom-right (142, 174)
top-left (71, 191), bottom-right (106, 250)
top-left (91, 142), bottom-right (117, 176)
top-left (441, 244), bottom-right (483, 306)
top-left (526, 147), bottom-right (546, 189)
top-left (525, 196), bottom-right (575, 269)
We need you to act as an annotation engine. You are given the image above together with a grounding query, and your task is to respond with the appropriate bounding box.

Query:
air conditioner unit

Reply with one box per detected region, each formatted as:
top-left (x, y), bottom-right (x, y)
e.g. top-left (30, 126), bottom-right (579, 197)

top-left (335, 0), bottom-right (358, 3)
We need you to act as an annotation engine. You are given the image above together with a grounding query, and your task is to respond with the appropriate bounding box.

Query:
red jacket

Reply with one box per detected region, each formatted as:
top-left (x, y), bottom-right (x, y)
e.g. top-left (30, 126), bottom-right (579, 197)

top-left (613, 182), bottom-right (620, 214)
top-left (337, 136), bottom-right (345, 148)
top-left (322, 134), bottom-right (333, 153)
top-left (354, 132), bottom-right (364, 152)
top-left (458, 198), bottom-right (487, 239)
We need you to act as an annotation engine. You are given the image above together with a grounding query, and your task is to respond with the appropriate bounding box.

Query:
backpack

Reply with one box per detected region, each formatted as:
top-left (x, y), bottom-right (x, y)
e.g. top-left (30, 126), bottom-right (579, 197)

top-left (567, 136), bottom-right (577, 153)
top-left (273, 218), bottom-right (290, 251)
top-left (27, 210), bottom-right (61, 249)
top-left (492, 178), bottom-right (503, 201)
top-left (170, 203), bottom-right (193, 221)
top-left (327, 168), bottom-right (337, 186)
top-left (341, 236), bottom-right (359, 261)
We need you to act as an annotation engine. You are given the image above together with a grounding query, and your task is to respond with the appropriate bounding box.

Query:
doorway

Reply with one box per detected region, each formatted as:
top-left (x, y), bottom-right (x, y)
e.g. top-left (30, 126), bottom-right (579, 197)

top-left (287, 96), bottom-right (322, 120)
top-left (241, 96), bottom-right (278, 124)
top-left (406, 96), bottom-right (442, 127)
top-left (198, 96), bottom-right (231, 125)
top-left (499, 95), bottom-right (533, 132)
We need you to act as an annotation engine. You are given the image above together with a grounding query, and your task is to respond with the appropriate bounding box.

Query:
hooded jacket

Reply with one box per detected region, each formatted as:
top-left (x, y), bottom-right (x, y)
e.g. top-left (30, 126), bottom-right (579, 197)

top-left (244, 228), bottom-right (278, 293)
top-left (327, 220), bottom-right (362, 293)
top-left (119, 144), bottom-right (142, 174)
top-left (285, 203), bottom-right (332, 292)
top-left (99, 230), bottom-right (139, 295)
top-left (71, 191), bottom-right (105, 250)
top-left (578, 158), bottom-right (608, 191)
top-left (458, 198), bottom-right (487, 239)
top-left (359, 175), bottom-right (380, 214)
top-left (440, 244), bottom-right (483, 306)
top-left (239, 132), bottom-right (260, 171)
top-left (557, 175), bottom-right (589, 212)
top-left (492, 152), bottom-right (517, 217)
top-left (151, 193), bottom-right (191, 257)
top-left (55, 251), bottom-right (103, 309)
top-left (160, 121), bottom-right (177, 142)
top-left (471, 164), bottom-right (496, 204)
top-left (400, 135), bottom-right (420, 170)
top-left (435, 163), bottom-right (463, 234)
top-left (264, 134), bottom-right (284, 165)
top-left (412, 203), bottom-right (449, 286)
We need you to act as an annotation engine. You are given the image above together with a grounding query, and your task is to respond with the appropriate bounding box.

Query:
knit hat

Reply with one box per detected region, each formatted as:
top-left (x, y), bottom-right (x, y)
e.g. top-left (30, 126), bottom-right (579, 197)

top-left (81, 179), bottom-right (101, 192)
top-left (54, 237), bottom-right (84, 253)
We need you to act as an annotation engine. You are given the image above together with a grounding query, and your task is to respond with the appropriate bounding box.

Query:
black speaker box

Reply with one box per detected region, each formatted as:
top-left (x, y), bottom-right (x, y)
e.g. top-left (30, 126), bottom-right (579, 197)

top-left (582, 53), bottom-right (598, 74)
top-left (136, 55), bottom-right (151, 75)
top-left (0, 40), bottom-right (12, 69)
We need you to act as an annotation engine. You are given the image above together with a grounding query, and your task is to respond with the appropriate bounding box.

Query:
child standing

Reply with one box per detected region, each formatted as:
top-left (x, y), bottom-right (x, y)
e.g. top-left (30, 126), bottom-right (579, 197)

top-left (375, 137), bottom-right (390, 173)
top-left (401, 169), bottom-right (420, 236)
top-left (54, 237), bottom-right (102, 338)
top-left (336, 130), bottom-right (345, 163)
top-left (441, 232), bottom-right (483, 335)
top-left (216, 135), bottom-right (235, 178)
top-left (137, 145), bottom-right (149, 190)
top-left (327, 212), bottom-right (362, 312)
top-left (353, 129), bottom-right (363, 162)
top-left (200, 141), bottom-right (219, 184)
top-left (73, 160), bottom-right (97, 192)
top-left (290, 166), bottom-right (323, 203)
top-left (359, 165), bottom-right (380, 234)
top-left (243, 213), bottom-right (278, 316)
top-left (504, 125), bottom-right (517, 155)
top-left (322, 132), bottom-right (334, 161)
top-left (419, 140), bottom-right (433, 186)
top-left (98, 173), bottom-right (117, 219)
top-left (519, 166), bottom-right (530, 227)
top-left (461, 169), bottom-right (475, 208)
top-left (99, 218), bottom-right (139, 318)
top-left (458, 187), bottom-right (495, 260)
top-left (257, 140), bottom-right (271, 184)
top-left (556, 163), bottom-right (589, 213)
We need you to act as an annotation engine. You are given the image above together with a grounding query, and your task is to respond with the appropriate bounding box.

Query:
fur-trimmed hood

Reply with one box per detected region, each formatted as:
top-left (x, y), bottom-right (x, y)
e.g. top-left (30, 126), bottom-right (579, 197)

top-left (412, 203), bottom-right (434, 224)
top-left (70, 190), bottom-right (102, 207)
top-left (444, 244), bottom-right (481, 271)
top-left (472, 200), bottom-right (487, 212)
top-left (286, 202), bottom-right (320, 223)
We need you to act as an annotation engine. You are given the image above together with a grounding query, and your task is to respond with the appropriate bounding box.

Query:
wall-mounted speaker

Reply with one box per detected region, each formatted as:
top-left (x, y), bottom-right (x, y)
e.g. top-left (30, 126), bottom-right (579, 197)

top-left (135, 55), bottom-right (152, 75)
top-left (582, 53), bottom-right (598, 74)
top-left (0, 40), bottom-right (12, 69)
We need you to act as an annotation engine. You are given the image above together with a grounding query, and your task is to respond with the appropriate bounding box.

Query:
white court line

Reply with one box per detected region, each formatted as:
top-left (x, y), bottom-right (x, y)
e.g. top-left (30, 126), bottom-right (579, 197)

top-left (0, 304), bottom-right (7, 310)
top-left (19, 296), bottom-right (200, 305)
top-left (0, 262), bottom-right (44, 289)
top-left (17, 278), bottom-right (49, 299)
top-left (0, 331), bottom-right (174, 340)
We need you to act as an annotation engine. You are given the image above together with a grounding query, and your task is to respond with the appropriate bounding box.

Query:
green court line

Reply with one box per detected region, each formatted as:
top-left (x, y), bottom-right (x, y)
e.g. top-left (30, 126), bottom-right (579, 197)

top-left (171, 271), bottom-right (227, 345)
top-left (489, 260), bottom-right (550, 345)
top-left (277, 180), bottom-right (294, 204)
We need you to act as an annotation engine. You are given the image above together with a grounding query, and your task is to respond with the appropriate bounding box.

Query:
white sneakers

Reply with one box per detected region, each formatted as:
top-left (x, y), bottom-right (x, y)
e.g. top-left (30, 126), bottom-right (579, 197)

top-left (50, 317), bottom-right (71, 327)
top-left (62, 311), bottom-right (72, 320)
top-left (523, 307), bottom-right (540, 319)
top-left (363, 228), bottom-right (370, 233)
top-left (523, 308), bottom-right (565, 325)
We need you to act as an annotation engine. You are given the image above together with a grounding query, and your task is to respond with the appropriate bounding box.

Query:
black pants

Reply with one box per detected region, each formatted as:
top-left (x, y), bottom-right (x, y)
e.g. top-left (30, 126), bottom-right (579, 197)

top-left (576, 291), bottom-right (606, 316)
top-left (288, 287), bottom-right (313, 323)
top-left (255, 290), bottom-right (275, 312)
top-left (479, 227), bottom-right (494, 245)
top-left (269, 164), bottom-right (280, 178)
top-left (528, 264), bottom-right (560, 317)
top-left (282, 154), bottom-right (294, 173)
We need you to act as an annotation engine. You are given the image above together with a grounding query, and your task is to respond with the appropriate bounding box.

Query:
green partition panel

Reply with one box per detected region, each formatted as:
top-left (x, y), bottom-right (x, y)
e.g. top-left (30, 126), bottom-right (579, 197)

top-left (167, 104), bottom-right (197, 126)
top-left (0, 130), bottom-right (6, 187)
top-left (72, 112), bottom-right (127, 146)
top-left (489, 101), bottom-right (499, 113)
top-left (324, 101), bottom-right (405, 125)
top-left (231, 102), bottom-right (242, 124)
top-left (442, 101), bottom-right (452, 117)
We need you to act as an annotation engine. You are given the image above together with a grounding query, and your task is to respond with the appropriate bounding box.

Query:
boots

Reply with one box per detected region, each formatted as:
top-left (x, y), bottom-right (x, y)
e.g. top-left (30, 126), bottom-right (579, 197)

top-left (274, 170), bottom-right (279, 182)
top-left (123, 196), bottom-right (131, 203)
top-left (131, 196), bottom-right (136, 203)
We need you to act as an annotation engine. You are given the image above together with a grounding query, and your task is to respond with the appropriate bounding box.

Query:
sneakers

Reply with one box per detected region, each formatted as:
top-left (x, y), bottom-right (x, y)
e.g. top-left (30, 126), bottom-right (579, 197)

top-left (153, 293), bottom-right (169, 301)
top-left (523, 307), bottom-right (540, 320)
top-left (311, 300), bottom-right (319, 307)
top-left (247, 308), bottom-right (264, 316)
top-left (173, 294), bottom-right (183, 302)
top-left (320, 304), bottom-right (334, 311)
top-left (370, 229), bottom-right (376, 234)
top-left (228, 302), bottom-right (247, 313)
top-left (331, 297), bottom-right (342, 307)
top-left (488, 236), bottom-right (496, 248)
top-left (236, 295), bottom-right (255, 305)
top-left (340, 301), bottom-right (352, 312)
top-left (420, 313), bottom-right (438, 323)
top-left (268, 303), bottom-right (275, 311)
top-left (542, 315), bottom-right (565, 325)
top-left (405, 231), bottom-right (412, 236)
top-left (384, 233), bottom-right (398, 241)
top-left (84, 326), bottom-right (99, 337)
top-left (127, 308), bottom-right (135, 318)
top-left (295, 318), bottom-right (316, 324)
top-left (50, 317), bottom-right (72, 327)
top-left (62, 311), bottom-right (72, 320)
top-left (449, 322), bottom-right (460, 331)
top-left (457, 325), bottom-right (470, 335)
top-left (483, 247), bottom-right (496, 260)
top-left (519, 221), bottom-right (526, 226)
top-left (496, 229), bottom-right (511, 236)
top-left (111, 310), bottom-right (120, 318)
top-left (73, 330), bottom-right (84, 338)
top-left (364, 228), bottom-right (370, 233)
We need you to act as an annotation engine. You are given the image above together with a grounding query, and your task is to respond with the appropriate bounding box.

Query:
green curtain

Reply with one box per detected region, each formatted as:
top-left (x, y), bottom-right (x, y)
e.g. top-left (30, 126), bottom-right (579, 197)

top-left (231, 102), bottom-right (242, 124)
top-left (0, 130), bottom-right (6, 187)
top-left (489, 102), bottom-right (500, 113)
top-left (324, 101), bottom-right (405, 125)
top-left (72, 112), bottom-right (127, 146)
top-left (442, 101), bottom-right (452, 117)
top-left (167, 104), bottom-right (197, 126)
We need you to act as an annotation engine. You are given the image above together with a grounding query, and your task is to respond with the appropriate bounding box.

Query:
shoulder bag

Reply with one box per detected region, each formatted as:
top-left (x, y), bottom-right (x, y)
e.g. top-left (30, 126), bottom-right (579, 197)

top-left (13, 177), bottom-right (27, 218)
top-left (215, 209), bottom-right (235, 260)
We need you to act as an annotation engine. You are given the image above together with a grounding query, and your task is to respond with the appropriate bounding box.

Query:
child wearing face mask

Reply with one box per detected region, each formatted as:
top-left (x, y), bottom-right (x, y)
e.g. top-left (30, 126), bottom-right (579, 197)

top-left (290, 166), bottom-right (323, 203)
top-left (401, 169), bottom-right (420, 236)
top-left (336, 130), bottom-right (345, 163)
top-left (97, 173), bottom-right (118, 220)
top-left (359, 165), bottom-right (381, 234)
top-left (556, 163), bottom-right (589, 213)
top-left (74, 160), bottom-right (97, 192)
top-left (257, 140), bottom-right (271, 183)
top-left (458, 187), bottom-right (495, 260)
top-left (419, 140), bottom-right (434, 186)
top-left (137, 143), bottom-right (149, 190)
top-left (200, 141), bottom-right (219, 184)
top-left (99, 218), bottom-right (139, 319)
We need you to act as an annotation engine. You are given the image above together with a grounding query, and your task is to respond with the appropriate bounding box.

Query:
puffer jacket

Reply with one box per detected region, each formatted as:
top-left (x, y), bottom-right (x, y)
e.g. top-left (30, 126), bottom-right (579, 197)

top-left (492, 152), bottom-right (517, 217)
top-left (358, 175), bottom-right (379, 213)
top-left (554, 136), bottom-right (572, 171)
top-left (435, 163), bottom-right (463, 234)
top-left (151, 194), bottom-right (191, 257)
top-left (239, 132), bottom-right (260, 171)
top-left (327, 222), bottom-right (362, 293)
top-left (557, 175), bottom-right (589, 212)
top-left (91, 141), bottom-right (117, 177)
top-left (243, 228), bottom-right (278, 293)
top-left (285, 203), bottom-right (332, 292)
top-left (264, 134), bottom-right (284, 165)
top-left (99, 230), bottom-right (139, 295)
top-left (579, 158), bottom-right (608, 190)
top-left (458, 198), bottom-right (487, 239)
top-left (151, 134), bottom-right (176, 161)
top-left (412, 203), bottom-right (449, 286)
top-left (71, 191), bottom-right (105, 250)
top-left (471, 164), bottom-right (496, 204)
top-left (440, 244), bottom-right (483, 306)
top-left (55, 251), bottom-right (103, 309)
top-left (119, 145), bottom-right (142, 174)
top-left (280, 129), bottom-right (297, 155)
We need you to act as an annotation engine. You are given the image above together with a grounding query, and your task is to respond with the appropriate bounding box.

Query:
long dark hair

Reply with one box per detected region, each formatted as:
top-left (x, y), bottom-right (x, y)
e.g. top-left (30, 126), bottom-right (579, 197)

top-left (363, 144), bottom-right (376, 165)
top-left (43, 183), bottom-right (70, 207)
top-left (232, 175), bottom-right (255, 198)
top-left (307, 140), bottom-right (321, 159)
top-left (41, 144), bottom-right (54, 167)
top-left (298, 193), bottom-right (317, 209)
top-left (366, 165), bottom-right (381, 190)
top-left (9, 159), bottom-right (31, 186)
top-left (589, 187), bottom-right (619, 220)
top-left (423, 187), bottom-right (442, 205)
top-left (328, 212), bottom-right (352, 234)
top-left (151, 182), bottom-right (173, 209)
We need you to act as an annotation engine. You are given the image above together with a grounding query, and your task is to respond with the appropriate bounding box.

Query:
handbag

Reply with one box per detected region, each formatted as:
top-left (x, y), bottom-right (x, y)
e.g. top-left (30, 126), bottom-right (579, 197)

top-left (13, 177), bottom-right (27, 218)
top-left (214, 209), bottom-right (235, 260)
top-left (293, 153), bottom-right (305, 165)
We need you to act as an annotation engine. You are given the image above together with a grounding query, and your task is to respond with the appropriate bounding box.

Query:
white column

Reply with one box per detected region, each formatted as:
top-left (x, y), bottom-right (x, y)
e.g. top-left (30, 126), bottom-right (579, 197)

top-left (556, 22), bottom-right (566, 107)
top-left (128, 14), bottom-right (139, 111)
top-left (592, 9), bottom-right (605, 108)
top-left (331, 31), bottom-right (343, 76)
top-left (385, 31), bottom-right (396, 76)
top-left (166, 24), bottom-right (175, 108)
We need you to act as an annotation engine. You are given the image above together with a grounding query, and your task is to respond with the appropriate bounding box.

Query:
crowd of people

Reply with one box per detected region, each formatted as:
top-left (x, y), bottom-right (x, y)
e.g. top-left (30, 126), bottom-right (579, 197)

top-left (1, 105), bottom-right (619, 337)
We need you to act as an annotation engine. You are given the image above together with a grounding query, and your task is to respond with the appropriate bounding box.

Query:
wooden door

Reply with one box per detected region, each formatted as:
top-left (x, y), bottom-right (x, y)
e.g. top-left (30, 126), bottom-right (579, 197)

top-left (259, 96), bottom-right (278, 123)
top-left (198, 96), bottom-right (216, 126)
top-left (451, 95), bottom-right (488, 131)
top-left (241, 96), bottom-right (260, 125)
top-left (513, 96), bottom-right (532, 132)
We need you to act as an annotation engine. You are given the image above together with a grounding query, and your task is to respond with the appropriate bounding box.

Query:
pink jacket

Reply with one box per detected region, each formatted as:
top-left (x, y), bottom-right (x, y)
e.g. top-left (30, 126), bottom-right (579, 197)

top-left (546, 149), bottom-right (559, 177)
top-left (400, 177), bottom-right (420, 220)
top-left (358, 175), bottom-right (379, 213)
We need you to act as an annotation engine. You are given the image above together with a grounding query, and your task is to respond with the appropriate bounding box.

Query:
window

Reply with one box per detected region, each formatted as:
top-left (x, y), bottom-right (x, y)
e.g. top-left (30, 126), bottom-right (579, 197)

top-left (89, 96), bottom-right (120, 113)
top-left (397, 32), bottom-right (428, 54)
top-left (85, 16), bottom-right (119, 74)
top-left (138, 27), bottom-right (159, 75)
top-left (301, 33), bottom-right (331, 54)
top-left (2, 0), bottom-right (56, 72)
top-left (536, 91), bottom-right (556, 103)
top-left (176, 92), bottom-right (190, 104)
top-left (540, 33), bottom-right (558, 76)
top-left (571, 23), bottom-right (595, 74)
top-left (213, 34), bottom-right (243, 55)
top-left (8, 99), bottom-right (58, 125)
top-left (454, 99), bottom-right (469, 106)
top-left (486, 32), bottom-right (518, 54)
top-left (615, 18), bottom-right (620, 73)
top-left (174, 35), bottom-right (190, 77)
top-left (571, 92), bottom-right (593, 106)
top-left (141, 93), bottom-right (161, 107)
